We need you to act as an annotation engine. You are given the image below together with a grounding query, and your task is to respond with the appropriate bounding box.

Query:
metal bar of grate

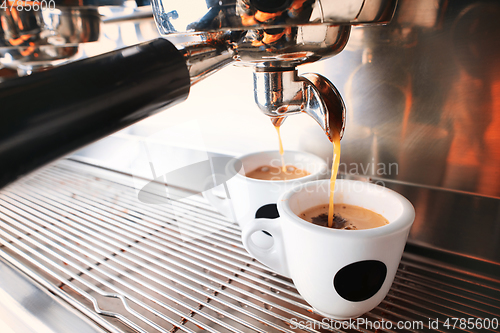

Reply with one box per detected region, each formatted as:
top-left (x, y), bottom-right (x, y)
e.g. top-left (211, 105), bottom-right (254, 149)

top-left (0, 192), bottom-right (302, 332)
top-left (0, 159), bottom-right (499, 333)
top-left (7, 179), bottom-right (311, 310)
top-left (34, 168), bottom-right (305, 297)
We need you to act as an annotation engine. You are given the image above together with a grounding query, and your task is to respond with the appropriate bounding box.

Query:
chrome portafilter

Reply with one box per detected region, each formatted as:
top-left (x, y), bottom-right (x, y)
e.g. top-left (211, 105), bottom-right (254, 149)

top-left (0, 0), bottom-right (151, 74)
top-left (254, 69), bottom-right (346, 141)
top-left (151, 0), bottom-right (397, 141)
top-left (0, 0), bottom-right (105, 73)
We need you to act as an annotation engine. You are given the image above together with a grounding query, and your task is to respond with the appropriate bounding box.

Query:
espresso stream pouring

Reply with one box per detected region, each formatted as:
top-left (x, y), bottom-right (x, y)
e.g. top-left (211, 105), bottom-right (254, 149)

top-left (0, 0), bottom-right (396, 189)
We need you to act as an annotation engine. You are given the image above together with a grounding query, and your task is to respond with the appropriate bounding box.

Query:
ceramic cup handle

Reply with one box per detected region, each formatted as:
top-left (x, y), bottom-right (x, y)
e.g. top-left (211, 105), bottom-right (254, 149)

top-left (242, 217), bottom-right (289, 277)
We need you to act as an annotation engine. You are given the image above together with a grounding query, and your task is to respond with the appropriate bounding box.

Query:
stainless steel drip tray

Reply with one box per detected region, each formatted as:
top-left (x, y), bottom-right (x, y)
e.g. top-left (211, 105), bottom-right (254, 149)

top-left (0, 159), bottom-right (499, 333)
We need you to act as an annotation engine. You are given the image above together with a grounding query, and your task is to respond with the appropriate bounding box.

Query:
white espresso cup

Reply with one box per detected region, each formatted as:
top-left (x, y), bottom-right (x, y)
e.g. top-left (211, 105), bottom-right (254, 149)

top-left (203, 151), bottom-right (327, 269)
top-left (242, 179), bottom-right (415, 319)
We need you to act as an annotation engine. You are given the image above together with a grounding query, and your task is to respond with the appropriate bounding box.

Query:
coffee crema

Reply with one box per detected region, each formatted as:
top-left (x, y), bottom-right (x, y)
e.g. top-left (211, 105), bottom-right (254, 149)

top-left (299, 204), bottom-right (389, 230)
top-left (246, 165), bottom-right (310, 181)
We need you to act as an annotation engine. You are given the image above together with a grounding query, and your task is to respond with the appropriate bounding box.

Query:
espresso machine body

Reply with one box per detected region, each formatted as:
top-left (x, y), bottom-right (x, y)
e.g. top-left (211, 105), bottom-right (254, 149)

top-left (0, 1), bottom-right (499, 332)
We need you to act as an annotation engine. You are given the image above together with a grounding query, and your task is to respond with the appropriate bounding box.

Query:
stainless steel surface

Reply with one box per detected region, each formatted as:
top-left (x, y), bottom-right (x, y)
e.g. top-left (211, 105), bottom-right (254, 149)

top-left (234, 24), bottom-right (350, 68)
top-left (0, 6), bottom-right (159, 78)
top-left (150, 1), bottom-right (395, 141)
top-left (253, 70), bottom-right (345, 141)
top-left (0, 7), bottom-right (100, 71)
top-left (0, 258), bottom-right (108, 333)
top-left (343, 172), bottom-right (500, 268)
top-left (172, 22), bottom-right (350, 138)
top-left (177, 33), bottom-right (236, 85)
top-left (0, 159), bottom-right (499, 333)
top-left (152, 0), bottom-right (397, 33)
top-left (302, 0), bottom-right (500, 198)
top-left (0, 2), bottom-right (157, 72)
top-left (156, 10), bottom-right (353, 71)
top-left (384, 178), bottom-right (500, 266)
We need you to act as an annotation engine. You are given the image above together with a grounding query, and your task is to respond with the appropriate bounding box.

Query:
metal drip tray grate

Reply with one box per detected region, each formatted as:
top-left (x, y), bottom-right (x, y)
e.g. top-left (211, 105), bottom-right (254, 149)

top-left (0, 160), bottom-right (499, 333)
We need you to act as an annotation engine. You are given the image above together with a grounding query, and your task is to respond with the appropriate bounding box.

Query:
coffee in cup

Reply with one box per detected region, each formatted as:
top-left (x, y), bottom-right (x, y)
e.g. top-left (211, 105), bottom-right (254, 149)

top-left (246, 165), bottom-right (310, 181)
top-left (242, 179), bottom-right (415, 319)
top-left (299, 204), bottom-right (388, 230)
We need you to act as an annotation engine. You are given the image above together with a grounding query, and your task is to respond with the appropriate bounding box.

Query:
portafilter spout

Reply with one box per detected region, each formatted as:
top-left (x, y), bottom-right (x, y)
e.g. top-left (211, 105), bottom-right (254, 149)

top-left (253, 69), bottom-right (345, 142)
